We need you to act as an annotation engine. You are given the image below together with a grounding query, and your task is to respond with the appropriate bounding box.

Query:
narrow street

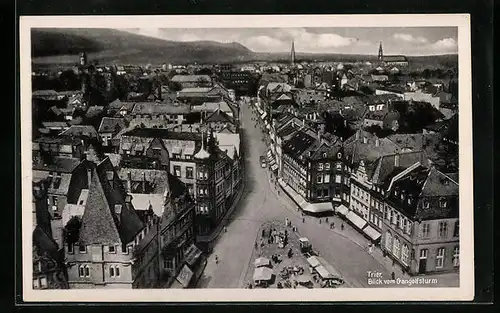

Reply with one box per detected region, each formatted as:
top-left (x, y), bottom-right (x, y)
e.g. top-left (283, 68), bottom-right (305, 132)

top-left (198, 100), bottom-right (392, 288)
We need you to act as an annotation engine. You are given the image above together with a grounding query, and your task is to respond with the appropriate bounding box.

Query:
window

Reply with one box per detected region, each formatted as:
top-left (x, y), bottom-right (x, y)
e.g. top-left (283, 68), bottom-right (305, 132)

top-left (384, 207), bottom-right (389, 220)
top-left (439, 198), bottom-right (447, 208)
top-left (174, 165), bottom-right (181, 177)
top-left (406, 221), bottom-right (412, 235)
top-left (324, 163), bottom-right (330, 170)
top-left (115, 266), bottom-right (120, 277)
top-left (336, 163), bottom-right (342, 170)
top-left (33, 278), bottom-right (40, 289)
top-left (173, 153), bottom-right (181, 159)
top-left (52, 196), bottom-right (58, 211)
top-left (163, 258), bottom-right (174, 269)
top-left (396, 214), bottom-right (400, 228)
top-left (393, 237), bottom-right (401, 258)
top-left (40, 277), bottom-right (48, 288)
top-left (453, 221), bottom-right (459, 237)
top-left (78, 265), bottom-right (90, 277)
top-left (324, 174), bottom-right (330, 183)
top-left (436, 247), bottom-right (445, 268)
top-left (419, 249), bottom-right (428, 259)
top-left (335, 175), bottom-right (341, 183)
top-left (318, 163), bottom-right (324, 171)
top-left (84, 265), bottom-right (90, 277)
top-left (452, 246), bottom-right (459, 267)
top-left (186, 167), bottom-right (194, 179)
top-left (316, 175), bottom-right (323, 183)
top-left (438, 221), bottom-right (448, 238)
top-left (110, 266), bottom-right (114, 277)
top-left (108, 245), bottom-right (116, 253)
top-left (122, 244), bottom-right (128, 254)
top-left (421, 223), bottom-right (430, 237)
top-left (385, 232), bottom-right (392, 251)
top-left (401, 244), bottom-right (409, 265)
top-left (423, 201), bottom-right (430, 209)
top-left (67, 243), bottom-right (74, 254)
top-left (79, 244), bottom-right (86, 253)
top-left (185, 155), bottom-right (192, 160)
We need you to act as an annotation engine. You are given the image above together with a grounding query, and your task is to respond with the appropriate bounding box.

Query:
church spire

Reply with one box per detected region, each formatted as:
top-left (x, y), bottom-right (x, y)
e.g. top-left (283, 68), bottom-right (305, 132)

top-left (291, 39), bottom-right (296, 65)
top-left (378, 41), bottom-right (384, 62)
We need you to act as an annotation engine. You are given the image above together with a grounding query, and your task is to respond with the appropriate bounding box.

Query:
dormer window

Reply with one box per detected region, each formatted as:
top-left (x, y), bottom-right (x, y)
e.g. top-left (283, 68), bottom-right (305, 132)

top-left (423, 201), bottom-right (430, 209)
top-left (337, 152), bottom-right (342, 159)
top-left (439, 198), bottom-right (447, 208)
top-left (323, 152), bottom-right (327, 158)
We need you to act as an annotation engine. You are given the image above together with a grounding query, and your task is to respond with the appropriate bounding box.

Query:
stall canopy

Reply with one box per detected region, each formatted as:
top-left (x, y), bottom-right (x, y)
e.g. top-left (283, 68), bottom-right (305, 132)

top-left (254, 257), bottom-right (271, 268)
top-left (306, 256), bottom-right (321, 268)
top-left (184, 243), bottom-right (203, 268)
top-left (303, 202), bottom-right (334, 214)
top-left (346, 211), bottom-right (367, 230)
top-left (261, 112), bottom-right (267, 120)
top-left (269, 158), bottom-right (276, 167)
top-left (267, 150), bottom-right (272, 158)
top-left (175, 264), bottom-right (194, 288)
top-left (336, 204), bottom-right (349, 216)
top-left (271, 164), bottom-right (279, 172)
top-left (317, 256), bottom-right (342, 279)
top-left (253, 267), bottom-right (273, 281)
top-left (297, 274), bottom-right (312, 284)
top-left (314, 265), bottom-right (332, 280)
top-left (362, 225), bottom-right (382, 241)
top-left (278, 179), bottom-right (308, 209)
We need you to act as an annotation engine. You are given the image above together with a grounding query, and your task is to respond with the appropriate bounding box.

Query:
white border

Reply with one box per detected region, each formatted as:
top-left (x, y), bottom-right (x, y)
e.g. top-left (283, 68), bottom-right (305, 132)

top-left (20, 14), bottom-right (473, 302)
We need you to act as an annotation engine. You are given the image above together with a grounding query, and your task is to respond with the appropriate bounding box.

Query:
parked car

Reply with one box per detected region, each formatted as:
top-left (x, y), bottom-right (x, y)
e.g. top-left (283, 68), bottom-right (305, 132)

top-left (259, 156), bottom-right (267, 168)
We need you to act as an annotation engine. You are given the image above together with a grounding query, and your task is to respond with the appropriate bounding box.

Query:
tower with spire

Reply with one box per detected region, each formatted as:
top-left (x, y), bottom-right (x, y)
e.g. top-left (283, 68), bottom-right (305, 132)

top-left (290, 39), bottom-right (296, 65)
top-left (378, 41), bottom-right (384, 62)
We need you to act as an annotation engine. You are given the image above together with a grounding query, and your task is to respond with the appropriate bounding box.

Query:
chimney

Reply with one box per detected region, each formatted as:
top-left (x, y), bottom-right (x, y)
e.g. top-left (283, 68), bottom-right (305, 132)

top-left (395, 153), bottom-right (400, 167)
top-left (127, 171), bottom-right (132, 193)
top-left (142, 172), bottom-right (146, 193)
top-left (87, 168), bottom-right (92, 188)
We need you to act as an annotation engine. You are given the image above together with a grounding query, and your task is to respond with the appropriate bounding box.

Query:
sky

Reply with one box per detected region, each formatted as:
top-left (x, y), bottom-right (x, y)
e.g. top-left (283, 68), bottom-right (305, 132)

top-left (121, 27), bottom-right (458, 56)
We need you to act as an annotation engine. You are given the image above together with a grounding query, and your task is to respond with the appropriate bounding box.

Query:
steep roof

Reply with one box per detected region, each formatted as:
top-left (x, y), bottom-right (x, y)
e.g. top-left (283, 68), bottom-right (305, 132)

top-left (78, 167), bottom-right (122, 245)
top-left (33, 225), bottom-right (59, 261)
top-left (171, 74), bottom-right (212, 83)
top-left (282, 130), bottom-right (317, 160)
top-left (59, 125), bottom-right (99, 138)
top-left (98, 117), bottom-right (127, 133)
top-left (205, 110), bottom-right (235, 124)
top-left (131, 102), bottom-right (190, 115)
top-left (78, 160), bottom-right (143, 245)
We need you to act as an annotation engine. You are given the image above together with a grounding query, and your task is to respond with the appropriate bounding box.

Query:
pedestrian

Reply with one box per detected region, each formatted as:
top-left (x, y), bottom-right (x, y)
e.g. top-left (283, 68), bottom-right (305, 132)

top-left (255, 241), bottom-right (258, 249)
top-left (326, 217), bottom-right (329, 223)
top-left (319, 219), bottom-right (321, 224)
top-left (262, 229), bottom-right (266, 237)
top-left (332, 222), bottom-right (335, 229)
top-left (302, 217), bottom-right (305, 223)
top-left (391, 271), bottom-right (395, 280)
top-left (341, 223), bottom-right (344, 231)
top-left (215, 255), bottom-right (219, 264)
top-left (224, 226), bottom-right (227, 233)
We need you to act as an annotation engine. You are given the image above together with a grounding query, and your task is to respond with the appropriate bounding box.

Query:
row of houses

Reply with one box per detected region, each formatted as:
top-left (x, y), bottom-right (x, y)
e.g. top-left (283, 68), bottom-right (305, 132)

top-left (254, 80), bottom-right (459, 276)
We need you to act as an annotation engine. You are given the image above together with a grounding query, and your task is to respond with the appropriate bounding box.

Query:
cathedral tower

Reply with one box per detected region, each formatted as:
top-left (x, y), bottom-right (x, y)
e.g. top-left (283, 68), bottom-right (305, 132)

top-left (378, 41), bottom-right (384, 62)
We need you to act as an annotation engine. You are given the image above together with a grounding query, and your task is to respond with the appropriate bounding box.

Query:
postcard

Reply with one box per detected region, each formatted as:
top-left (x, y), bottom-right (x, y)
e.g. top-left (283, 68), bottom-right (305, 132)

top-left (20, 14), bottom-right (473, 302)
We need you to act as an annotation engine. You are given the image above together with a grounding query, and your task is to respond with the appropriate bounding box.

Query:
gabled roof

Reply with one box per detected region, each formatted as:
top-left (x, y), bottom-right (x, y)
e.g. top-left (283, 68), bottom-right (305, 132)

top-left (33, 225), bottom-right (59, 261)
top-left (282, 130), bottom-right (317, 160)
top-left (205, 110), bottom-right (234, 124)
top-left (59, 125), bottom-right (99, 138)
top-left (32, 156), bottom-right (81, 173)
top-left (131, 102), bottom-right (190, 115)
top-left (171, 75), bottom-right (212, 83)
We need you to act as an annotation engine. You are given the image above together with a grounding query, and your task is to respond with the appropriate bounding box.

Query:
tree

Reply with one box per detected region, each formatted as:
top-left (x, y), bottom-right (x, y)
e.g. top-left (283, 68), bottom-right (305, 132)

top-left (168, 81), bottom-right (183, 92)
top-left (63, 216), bottom-right (82, 245)
top-left (58, 70), bottom-right (81, 91)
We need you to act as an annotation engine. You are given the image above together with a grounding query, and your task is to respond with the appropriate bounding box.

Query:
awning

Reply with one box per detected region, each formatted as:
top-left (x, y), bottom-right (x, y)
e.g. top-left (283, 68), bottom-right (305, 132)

top-left (278, 179), bottom-right (308, 209)
top-left (269, 158), bottom-right (276, 167)
top-left (175, 264), bottom-right (194, 288)
top-left (261, 112), bottom-right (267, 119)
top-left (362, 225), bottom-right (382, 241)
top-left (267, 150), bottom-right (272, 158)
top-left (314, 265), bottom-right (332, 280)
top-left (316, 256), bottom-right (342, 278)
top-left (266, 124), bottom-right (270, 129)
top-left (184, 243), bottom-right (203, 267)
top-left (271, 164), bottom-right (279, 172)
top-left (253, 267), bottom-right (273, 281)
top-left (303, 202), bottom-right (334, 214)
top-left (346, 211), bottom-right (367, 230)
top-left (336, 204), bottom-right (349, 216)
top-left (306, 256), bottom-right (321, 268)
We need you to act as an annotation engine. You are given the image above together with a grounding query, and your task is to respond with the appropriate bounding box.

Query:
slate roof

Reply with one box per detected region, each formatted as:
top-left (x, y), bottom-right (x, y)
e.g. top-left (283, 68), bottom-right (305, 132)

top-left (344, 130), bottom-right (400, 165)
top-left (132, 102), bottom-right (190, 115)
top-left (98, 117), bottom-right (127, 133)
top-left (78, 160), bottom-right (143, 246)
top-left (109, 99), bottom-right (136, 111)
top-left (33, 225), bottom-right (59, 261)
top-left (59, 125), bottom-right (99, 138)
top-left (122, 128), bottom-right (202, 141)
top-left (282, 130), bottom-right (317, 159)
top-left (370, 151), bottom-right (428, 185)
top-left (32, 156), bottom-right (81, 173)
top-left (205, 110), bottom-right (234, 124)
top-left (117, 168), bottom-right (170, 194)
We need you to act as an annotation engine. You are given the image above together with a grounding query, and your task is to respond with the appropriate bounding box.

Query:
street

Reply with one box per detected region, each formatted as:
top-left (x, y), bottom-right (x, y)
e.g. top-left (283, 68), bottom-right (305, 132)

top-left (198, 100), bottom-right (394, 288)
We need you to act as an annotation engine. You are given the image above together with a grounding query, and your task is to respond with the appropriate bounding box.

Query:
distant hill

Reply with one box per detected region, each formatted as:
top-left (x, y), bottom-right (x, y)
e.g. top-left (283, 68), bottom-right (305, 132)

top-left (31, 28), bottom-right (458, 69)
top-left (31, 28), bottom-right (256, 65)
